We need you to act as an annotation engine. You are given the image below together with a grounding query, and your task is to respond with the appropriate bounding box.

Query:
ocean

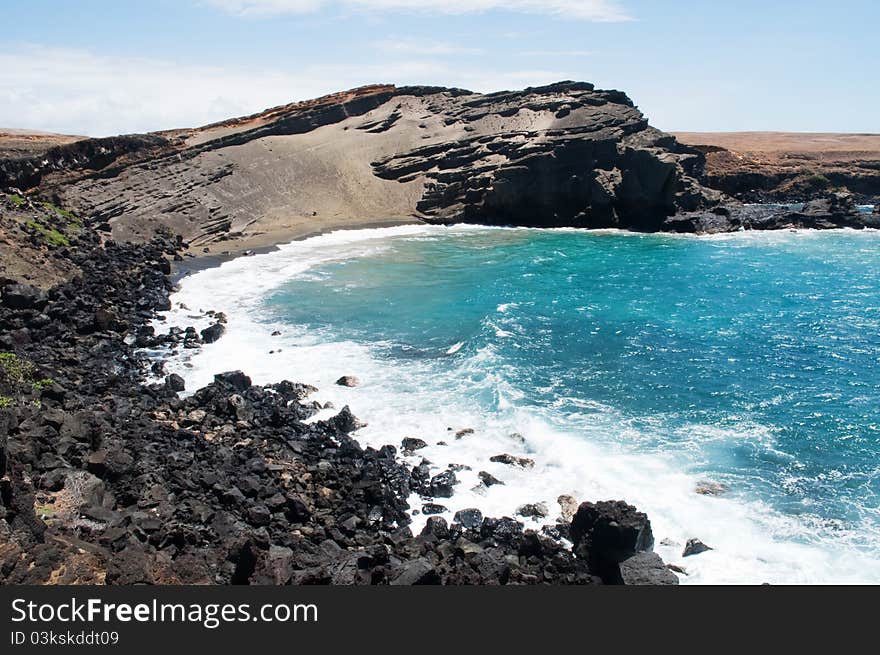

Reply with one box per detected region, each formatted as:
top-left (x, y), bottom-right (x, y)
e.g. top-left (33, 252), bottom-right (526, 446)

top-left (157, 222), bottom-right (880, 584)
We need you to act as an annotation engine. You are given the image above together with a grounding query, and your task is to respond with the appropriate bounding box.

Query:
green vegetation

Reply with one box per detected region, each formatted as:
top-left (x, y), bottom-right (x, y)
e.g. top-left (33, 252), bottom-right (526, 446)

top-left (10, 193), bottom-right (26, 207)
top-left (41, 201), bottom-right (83, 230)
top-left (32, 378), bottom-right (55, 391)
top-left (0, 352), bottom-right (37, 385)
top-left (0, 354), bottom-right (52, 407)
top-left (35, 503), bottom-right (58, 518)
top-left (26, 220), bottom-right (71, 247)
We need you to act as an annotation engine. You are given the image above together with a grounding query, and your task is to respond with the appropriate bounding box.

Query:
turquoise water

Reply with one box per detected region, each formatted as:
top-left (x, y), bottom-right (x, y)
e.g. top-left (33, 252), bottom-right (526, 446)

top-left (264, 228), bottom-right (880, 548)
top-left (163, 223), bottom-right (880, 581)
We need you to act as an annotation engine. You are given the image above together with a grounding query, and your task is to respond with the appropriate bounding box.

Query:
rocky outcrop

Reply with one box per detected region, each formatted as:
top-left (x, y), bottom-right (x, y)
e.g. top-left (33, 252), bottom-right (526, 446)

top-left (674, 132), bottom-right (880, 205)
top-left (373, 82), bottom-right (720, 230)
top-left (0, 134), bottom-right (172, 192)
top-left (666, 191), bottom-right (880, 233)
top-left (4, 82), bottom-right (729, 245)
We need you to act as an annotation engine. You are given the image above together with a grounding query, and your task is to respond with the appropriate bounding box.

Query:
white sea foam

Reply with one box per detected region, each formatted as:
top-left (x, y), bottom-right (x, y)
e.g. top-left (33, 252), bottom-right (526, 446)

top-left (154, 225), bottom-right (880, 585)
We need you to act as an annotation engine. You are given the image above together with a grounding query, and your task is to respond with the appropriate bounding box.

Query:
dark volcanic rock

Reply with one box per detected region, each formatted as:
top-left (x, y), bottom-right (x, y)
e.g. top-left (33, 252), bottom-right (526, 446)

top-left (453, 508), bottom-right (483, 529)
top-left (164, 373), bottom-right (185, 392)
top-left (2, 283), bottom-right (48, 310)
top-left (373, 82), bottom-right (721, 231)
top-left (618, 552), bottom-right (679, 585)
top-left (200, 322), bottom-right (226, 344)
top-left (570, 500), bottom-right (654, 584)
top-left (683, 538), bottom-right (713, 557)
top-left (666, 191), bottom-right (878, 233)
top-left (401, 437), bottom-right (427, 453)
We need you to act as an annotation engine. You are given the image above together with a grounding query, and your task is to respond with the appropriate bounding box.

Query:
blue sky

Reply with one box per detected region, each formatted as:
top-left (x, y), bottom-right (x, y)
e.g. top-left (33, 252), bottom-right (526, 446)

top-left (1, 0), bottom-right (876, 136)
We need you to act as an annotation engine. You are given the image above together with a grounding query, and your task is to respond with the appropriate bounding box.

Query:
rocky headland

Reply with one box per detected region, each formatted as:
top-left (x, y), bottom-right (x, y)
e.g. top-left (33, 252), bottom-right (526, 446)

top-left (3, 83), bottom-right (876, 256)
top-left (0, 192), bottom-right (678, 585)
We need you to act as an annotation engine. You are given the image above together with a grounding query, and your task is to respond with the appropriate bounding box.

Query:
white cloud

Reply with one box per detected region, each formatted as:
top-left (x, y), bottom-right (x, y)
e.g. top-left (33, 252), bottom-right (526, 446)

top-left (204, 0), bottom-right (632, 21)
top-left (0, 46), bottom-right (574, 136)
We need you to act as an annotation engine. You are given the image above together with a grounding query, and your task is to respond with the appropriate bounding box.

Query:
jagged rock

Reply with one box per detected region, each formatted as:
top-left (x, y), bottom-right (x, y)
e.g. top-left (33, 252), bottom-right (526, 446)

top-left (570, 500), bottom-right (654, 583)
top-left (390, 558), bottom-right (440, 585)
top-left (428, 470), bottom-right (458, 498)
top-left (335, 375), bottom-right (359, 387)
top-left (213, 370), bottom-right (251, 392)
top-left (165, 373), bottom-right (186, 392)
top-left (557, 494), bottom-right (579, 522)
top-left (683, 538), bottom-right (713, 557)
top-left (489, 454), bottom-right (534, 468)
top-left (478, 471), bottom-right (504, 487)
top-left (453, 508), bottom-right (483, 529)
top-left (401, 437), bottom-right (428, 453)
top-left (516, 502), bottom-right (549, 519)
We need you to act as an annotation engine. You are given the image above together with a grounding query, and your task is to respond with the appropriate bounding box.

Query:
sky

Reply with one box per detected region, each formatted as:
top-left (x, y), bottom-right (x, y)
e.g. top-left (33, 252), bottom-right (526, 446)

top-left (0, 0), bottom-right (876, 136)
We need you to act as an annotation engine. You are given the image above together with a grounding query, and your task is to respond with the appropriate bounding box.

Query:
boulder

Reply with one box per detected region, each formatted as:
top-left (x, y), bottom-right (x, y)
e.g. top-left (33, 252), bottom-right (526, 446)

top-left (489, 454), bottom-right (535, 468)
top-left (570, 500), bottom-right (654, 582)
top-left (695, 480), bottom-right (727, 496)
top-left (213, 370), bottom-right (252, 392)
top-left (453, 508), bottom-right (483, 529)
top-left (335, 375), bottom-right (359, 387)
top-left (516, 502), bottom-right (549, 519)
top-left (428, 470), bottom-right (458, 498)
top-left (683, 538), bottom-right (713, 557)
top-left (164, 373), bottom-right (185, 392)
top-left (557, 494), bottom-right (579, 522)
top-left (401, 437), bottom-right (428, 453)
top-left (478, 471), bottom-right (504, 487)
top-left (2, 283), bottom-right (48, 310)
top-left (200, 323), bottom-right (226, 344)
top-left (390, 558), bottom-right (440, 585)
top-left (421, 503), bottom-right (447, 515)
top-left (618, 552), bottom-right (679, 585)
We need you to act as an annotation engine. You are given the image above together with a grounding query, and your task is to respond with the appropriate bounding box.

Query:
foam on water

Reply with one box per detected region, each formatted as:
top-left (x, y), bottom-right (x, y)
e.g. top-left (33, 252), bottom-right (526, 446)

top-left (154, 224), bottom-right (880, 584)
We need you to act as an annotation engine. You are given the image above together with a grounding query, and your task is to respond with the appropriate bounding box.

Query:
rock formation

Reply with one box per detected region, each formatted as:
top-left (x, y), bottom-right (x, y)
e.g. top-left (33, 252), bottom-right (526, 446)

top-left (2, 83), bottom-right (875, 244)
top-left (3, 83), bottom-right (724, 244)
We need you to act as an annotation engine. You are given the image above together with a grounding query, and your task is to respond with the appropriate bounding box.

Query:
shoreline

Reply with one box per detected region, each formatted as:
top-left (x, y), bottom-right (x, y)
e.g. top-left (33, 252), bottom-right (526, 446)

top-left (0, 210), bottom-right (678, 585)
top-left (173, 218), bottom-right (423, 281)
top-left (163, 222), bottom-right (880, 584)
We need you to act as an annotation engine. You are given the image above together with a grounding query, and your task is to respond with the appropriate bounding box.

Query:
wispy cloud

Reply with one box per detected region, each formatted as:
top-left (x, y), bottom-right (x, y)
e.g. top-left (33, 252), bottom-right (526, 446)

top-left (0, 46), bottom-right (574, 136)
top-left (204, 0), bottom-right (633, 21)
top-left (519, 49), bottom-right (595, 57)
top-left (372, 38), bottom-right (484, 56)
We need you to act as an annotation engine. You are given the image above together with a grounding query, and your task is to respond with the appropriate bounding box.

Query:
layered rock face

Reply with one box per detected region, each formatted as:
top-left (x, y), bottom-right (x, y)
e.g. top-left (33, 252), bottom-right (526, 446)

top-left (372, 82), bottom-right (720, 230)
top-left (4, 82), bottom-right (724, 245)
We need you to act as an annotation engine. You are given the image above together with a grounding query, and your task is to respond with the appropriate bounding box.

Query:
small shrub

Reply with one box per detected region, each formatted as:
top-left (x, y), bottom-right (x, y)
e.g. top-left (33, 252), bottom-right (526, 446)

top-left (10, 194), bottom-right (26, 207)
top-left (32, 378), bottom-right (54, 391)
top-left (803, 173), bottom-right (831, 190)
top-left (0, 396), bottom-right (13, 408)
top-left (0, 352), bottom-right (36, 384)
